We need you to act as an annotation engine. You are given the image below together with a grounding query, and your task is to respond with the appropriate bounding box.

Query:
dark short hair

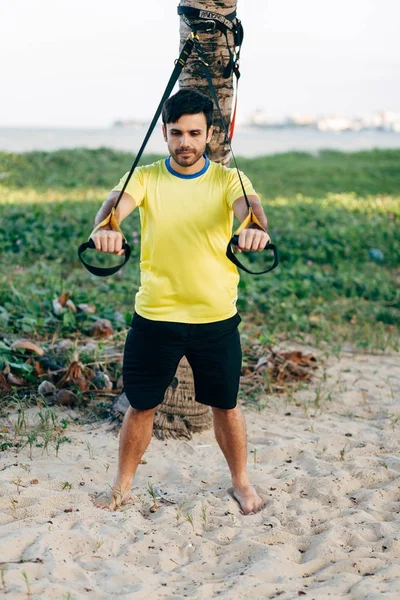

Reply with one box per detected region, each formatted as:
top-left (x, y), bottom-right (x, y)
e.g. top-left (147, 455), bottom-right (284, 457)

top-left (162, 88), bottom-right (214, 129)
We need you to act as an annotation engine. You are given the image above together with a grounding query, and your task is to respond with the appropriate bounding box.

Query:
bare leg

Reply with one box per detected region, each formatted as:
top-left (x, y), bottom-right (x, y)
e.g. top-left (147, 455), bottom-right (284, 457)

top-left (94, 406), bottom-right (156, 510)
top-left (212, 406), bottom-right (265, 515)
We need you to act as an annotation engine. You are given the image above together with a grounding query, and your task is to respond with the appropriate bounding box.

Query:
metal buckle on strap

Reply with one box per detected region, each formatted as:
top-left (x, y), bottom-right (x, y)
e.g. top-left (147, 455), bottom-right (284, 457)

top-left (183, 18), bottom-right (216, 33)
top-left (194, 19), bottom-right (216, 32)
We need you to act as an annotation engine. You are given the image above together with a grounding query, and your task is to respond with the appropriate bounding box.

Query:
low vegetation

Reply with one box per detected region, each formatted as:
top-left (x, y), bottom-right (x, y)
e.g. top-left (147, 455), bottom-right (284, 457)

top-left (0, 147), bottom-right (398, 407)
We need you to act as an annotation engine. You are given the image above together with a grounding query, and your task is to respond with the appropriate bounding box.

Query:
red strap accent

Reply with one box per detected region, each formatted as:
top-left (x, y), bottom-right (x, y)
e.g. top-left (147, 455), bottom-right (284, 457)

top-left (229, 91), bottom-right (238, 140)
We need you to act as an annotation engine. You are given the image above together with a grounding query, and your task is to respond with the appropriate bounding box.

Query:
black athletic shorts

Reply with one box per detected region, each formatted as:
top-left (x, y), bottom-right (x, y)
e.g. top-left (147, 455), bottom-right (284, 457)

top-left (122, 312), bottom-right (242, 411)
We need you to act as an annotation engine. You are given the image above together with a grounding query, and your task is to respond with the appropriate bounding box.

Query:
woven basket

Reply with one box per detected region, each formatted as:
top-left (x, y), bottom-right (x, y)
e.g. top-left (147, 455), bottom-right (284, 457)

top-left (153, 356), bottom-right (212, 440)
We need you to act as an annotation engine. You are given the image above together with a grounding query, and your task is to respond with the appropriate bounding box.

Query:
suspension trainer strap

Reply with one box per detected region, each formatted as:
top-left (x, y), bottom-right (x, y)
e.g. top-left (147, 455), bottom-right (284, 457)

top-left (228, 65), bottom-right (240, 140)
top-left (178, 5), bottom-right (243, 140)
top-left (111, 34), bottom-right (196, 214)
top-left (226, 237), bottom-right (279, 275)
top-left (177, 6), bottom-right (237, 33)
top-left (78, 34), bottom-right (196, 277)
top-left (193, 39), bottom-right (278, 275)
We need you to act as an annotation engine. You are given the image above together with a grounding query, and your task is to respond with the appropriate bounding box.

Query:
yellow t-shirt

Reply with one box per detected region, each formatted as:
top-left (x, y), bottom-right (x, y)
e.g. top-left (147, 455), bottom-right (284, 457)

top-left (112, 156), bottom-right (256, 323)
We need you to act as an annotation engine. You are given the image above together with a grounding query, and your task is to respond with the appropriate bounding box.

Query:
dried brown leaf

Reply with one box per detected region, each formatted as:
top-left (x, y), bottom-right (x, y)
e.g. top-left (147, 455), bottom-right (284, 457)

top-left (78, 303), bottom-right (97, 314)
top-left (0, 373), bottom-right (11, 391)
top-left (73, 377), bottom-right (89, 392)
top-left (59, 361), bottom-right (83, 386)
top-left (90, 319), bottom-right (114, 338)
top-left (89, 319), bottom-right (114, 338)
top-left (59, 292), bottom-right (70, 306)
top-left (7, 372), bottom-right (26, 386)
top-left (65, 299), bottom-right (77, 313)
top-left (34, 360), bottom-right (45, 375)
top-left (11, 339), bottom-right (45, 356)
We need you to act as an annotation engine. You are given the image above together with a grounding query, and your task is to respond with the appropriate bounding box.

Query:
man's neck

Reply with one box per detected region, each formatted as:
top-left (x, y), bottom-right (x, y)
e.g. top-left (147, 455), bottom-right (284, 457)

top-left (169, 155), bottom-right (206, 175)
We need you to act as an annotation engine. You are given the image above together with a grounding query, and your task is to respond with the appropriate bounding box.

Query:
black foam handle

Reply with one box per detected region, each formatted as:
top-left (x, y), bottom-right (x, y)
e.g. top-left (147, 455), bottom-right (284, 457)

top-left (78, 238), bottom-right (131, 277)
top-left (226, 237), bottom-right (279, 275)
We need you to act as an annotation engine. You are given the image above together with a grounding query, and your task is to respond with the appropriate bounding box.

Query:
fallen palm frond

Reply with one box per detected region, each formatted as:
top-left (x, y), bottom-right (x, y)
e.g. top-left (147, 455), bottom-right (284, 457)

top-left (241, 348), bottom-right (318, 394)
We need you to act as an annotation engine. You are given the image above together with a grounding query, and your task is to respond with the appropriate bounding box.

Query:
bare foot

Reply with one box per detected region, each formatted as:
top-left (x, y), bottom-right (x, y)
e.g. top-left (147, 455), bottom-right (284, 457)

top-left (91, 484), bottom-right (133, 511)
top-left (229, 485), bottom-right (266, 515)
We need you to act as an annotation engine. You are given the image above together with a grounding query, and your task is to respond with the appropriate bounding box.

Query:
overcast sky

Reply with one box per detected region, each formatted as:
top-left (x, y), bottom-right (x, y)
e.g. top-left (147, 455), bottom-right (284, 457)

top-left (2, 0), bottom-right (399, 127)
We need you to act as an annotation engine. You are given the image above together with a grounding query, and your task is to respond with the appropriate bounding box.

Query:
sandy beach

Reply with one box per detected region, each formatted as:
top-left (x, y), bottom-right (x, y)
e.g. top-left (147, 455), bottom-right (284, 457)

top-left (1, 346), bottom-right (399, 599)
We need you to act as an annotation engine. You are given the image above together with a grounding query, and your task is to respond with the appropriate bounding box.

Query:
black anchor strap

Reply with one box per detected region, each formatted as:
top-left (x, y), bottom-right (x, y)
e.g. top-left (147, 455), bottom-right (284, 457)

top-left (193, 39), bottom-right (279, 275)
top-left (78, 33), bottom-right (197, 277)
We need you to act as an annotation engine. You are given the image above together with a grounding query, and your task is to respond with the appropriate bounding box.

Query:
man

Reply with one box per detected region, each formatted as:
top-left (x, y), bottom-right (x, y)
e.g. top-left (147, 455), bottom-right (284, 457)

top-left (92, 89), bottom-right (270, 515)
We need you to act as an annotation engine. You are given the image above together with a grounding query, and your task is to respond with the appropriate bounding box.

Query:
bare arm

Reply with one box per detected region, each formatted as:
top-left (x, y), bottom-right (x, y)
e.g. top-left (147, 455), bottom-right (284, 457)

top-left (232, 194), bottom-right (268, 230)
top-left (232, 195), bottom-right (270, 252)
top-left (92, 191), bottom-right (136, 255)
top-left (94, 191), bottom-right (136, 226)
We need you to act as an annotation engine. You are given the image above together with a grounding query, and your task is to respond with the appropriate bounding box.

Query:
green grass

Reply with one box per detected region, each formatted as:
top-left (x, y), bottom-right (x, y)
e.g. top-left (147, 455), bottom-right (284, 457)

top-left (2, 147), bottom-right (400, 197)
top-left (0, 148), bottom-right (399, 369)
top-left (240, 149), bottom-right (400, 198)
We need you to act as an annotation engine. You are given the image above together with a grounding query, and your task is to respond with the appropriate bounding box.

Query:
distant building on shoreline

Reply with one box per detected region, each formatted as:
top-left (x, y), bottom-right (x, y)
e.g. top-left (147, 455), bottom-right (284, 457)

top-left (248, 110), bottom-right (400, 133)
top-left (249, 110), bottom-right (317, 129)
top-left (112, 120), bottom-right (147, 129)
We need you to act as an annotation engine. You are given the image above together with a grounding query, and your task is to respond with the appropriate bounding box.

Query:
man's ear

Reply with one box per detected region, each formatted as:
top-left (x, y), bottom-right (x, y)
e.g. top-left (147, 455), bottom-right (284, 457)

top-left (206, 126), bottom-right (214, 144)
top-left (162, 124), bottom-right (167, 142)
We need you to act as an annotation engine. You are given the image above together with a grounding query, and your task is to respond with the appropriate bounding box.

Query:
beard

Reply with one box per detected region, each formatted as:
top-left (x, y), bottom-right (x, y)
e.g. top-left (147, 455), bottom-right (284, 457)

top-left (169, 145), bottom-right (206, 168)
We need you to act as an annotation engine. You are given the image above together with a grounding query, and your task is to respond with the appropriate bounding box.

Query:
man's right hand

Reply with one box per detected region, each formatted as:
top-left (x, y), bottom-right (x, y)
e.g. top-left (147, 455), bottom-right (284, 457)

top-left (91, 229), bottom-right (125, 255)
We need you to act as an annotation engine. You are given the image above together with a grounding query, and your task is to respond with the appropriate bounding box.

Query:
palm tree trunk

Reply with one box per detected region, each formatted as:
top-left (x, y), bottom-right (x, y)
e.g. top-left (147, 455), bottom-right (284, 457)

top-left (178, 0), bottom-right (238, 166)
top-left (153, 356), bottom-right (212, 439)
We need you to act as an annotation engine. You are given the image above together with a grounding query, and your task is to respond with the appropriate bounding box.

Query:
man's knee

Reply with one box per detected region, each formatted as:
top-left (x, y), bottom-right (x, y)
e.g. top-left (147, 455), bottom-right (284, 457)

top-left (212, 405), bottom-right (241, 418)
top-left (126, 405), bottom-right (158, 419)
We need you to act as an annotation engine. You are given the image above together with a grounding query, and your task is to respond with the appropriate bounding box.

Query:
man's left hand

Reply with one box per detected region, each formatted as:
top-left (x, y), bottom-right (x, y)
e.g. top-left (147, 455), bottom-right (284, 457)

top-left (236, 227), bottom-right (271, 253)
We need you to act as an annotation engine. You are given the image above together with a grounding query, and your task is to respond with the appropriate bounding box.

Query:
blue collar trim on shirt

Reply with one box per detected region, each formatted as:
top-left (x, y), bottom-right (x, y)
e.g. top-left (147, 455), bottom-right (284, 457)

top-left (165, 154), bottom-right (210, 179)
